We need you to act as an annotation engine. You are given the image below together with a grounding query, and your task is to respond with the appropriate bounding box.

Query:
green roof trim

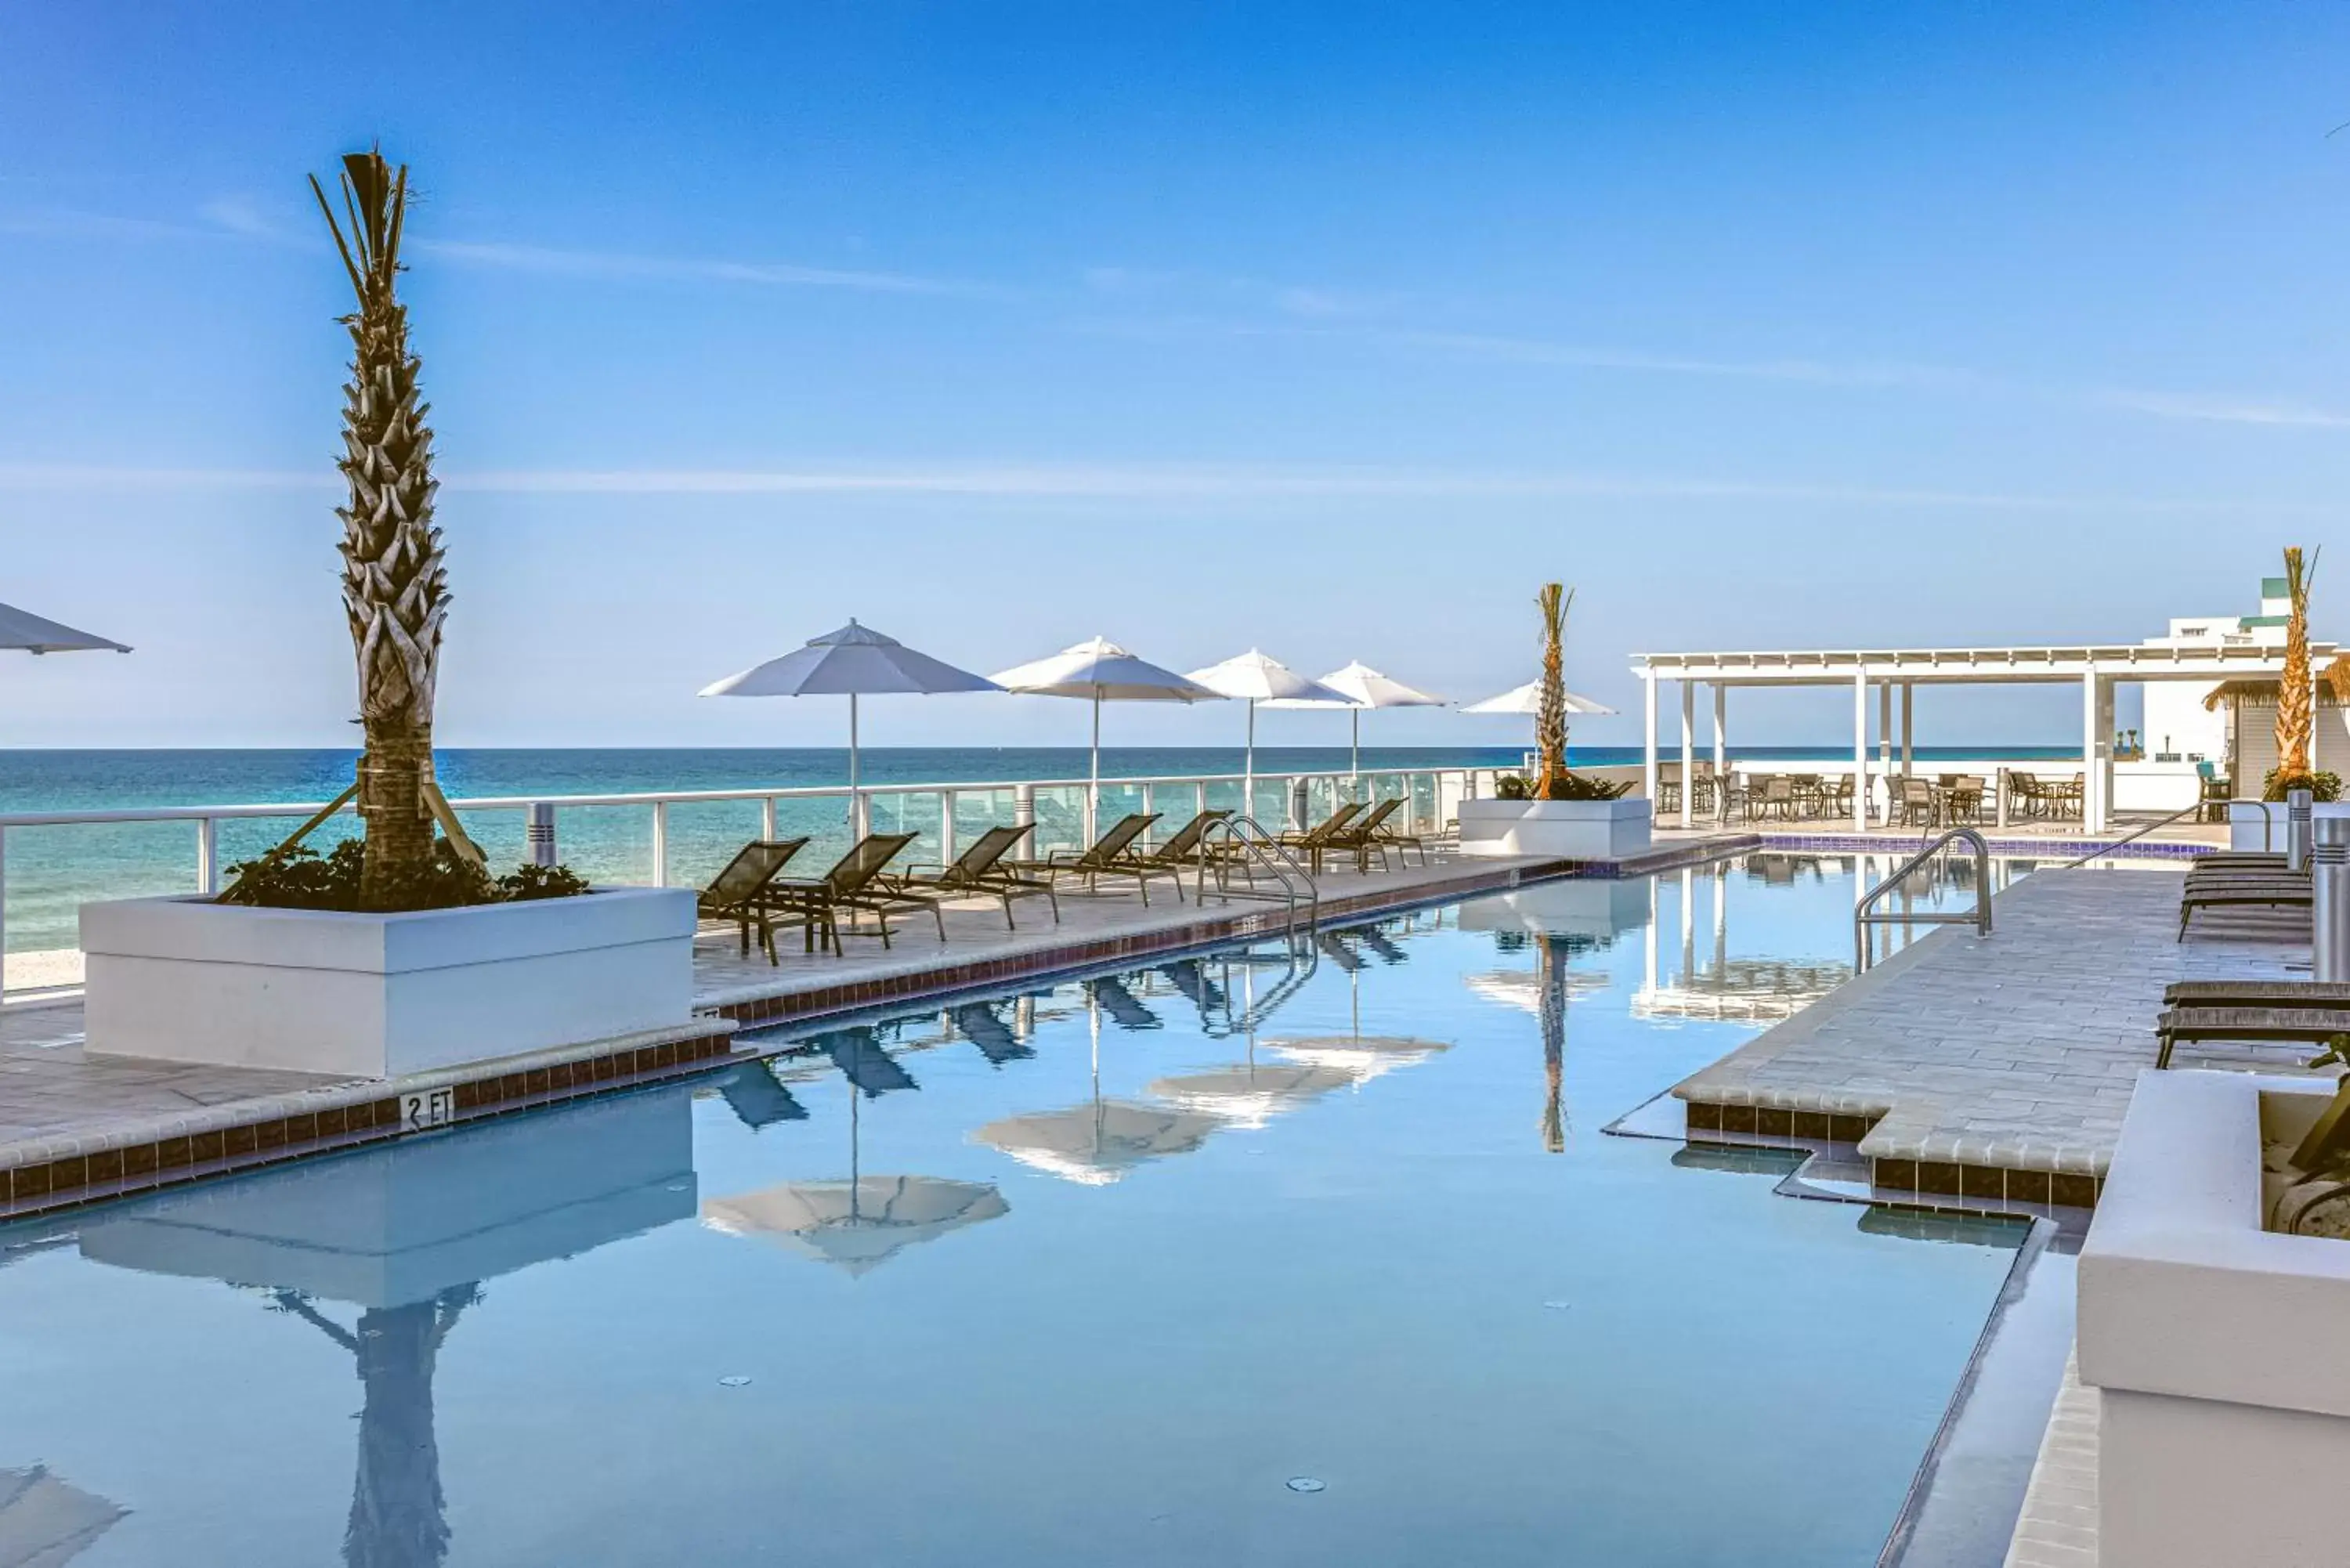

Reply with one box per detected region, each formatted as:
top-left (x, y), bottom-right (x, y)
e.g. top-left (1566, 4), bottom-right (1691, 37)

top-left (2240, 615), bottom-right (2290, 628)
top-left (2262, 576), bottom-right (2290, 597)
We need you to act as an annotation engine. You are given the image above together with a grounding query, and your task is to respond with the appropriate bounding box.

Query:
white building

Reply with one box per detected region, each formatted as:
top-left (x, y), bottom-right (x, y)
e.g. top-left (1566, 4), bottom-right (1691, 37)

top-left (2137, 578), bottom-right (2294, 768)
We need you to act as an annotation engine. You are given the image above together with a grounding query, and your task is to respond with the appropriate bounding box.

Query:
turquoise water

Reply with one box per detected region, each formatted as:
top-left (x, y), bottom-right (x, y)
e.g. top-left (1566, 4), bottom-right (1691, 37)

top-left (0, 862), bottom-right (2022, 1566)
top-left (1, 747), bottom-right (1517, 956)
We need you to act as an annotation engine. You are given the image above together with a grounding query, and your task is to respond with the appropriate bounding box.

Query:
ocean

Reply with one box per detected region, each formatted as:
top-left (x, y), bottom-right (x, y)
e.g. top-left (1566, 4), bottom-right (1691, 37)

top-left (0, 743), bottom-right (2084, 960)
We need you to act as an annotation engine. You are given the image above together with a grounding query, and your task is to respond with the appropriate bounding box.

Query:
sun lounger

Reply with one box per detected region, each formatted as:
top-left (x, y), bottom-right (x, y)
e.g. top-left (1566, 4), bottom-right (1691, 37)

top-left (885, 822), bottom-right (1058, 929)
top-left (2164, 980), bottom-right (2350, 1007)
top-left (765, 831), bottom-right (936, 955)
top-left (1265, 801), bottom-right (1365, 873)
top-left (2178, 879), bottom-right (2313, 940)
top-left (696, 837), bottom-right (811, 963)
top-left (953, 1002), bottom-right (1032, 1065)
top-left (2157, 1003), bottom-right (2350, 1069)
top-left (1007, 812), bottom-right (1184, 904)
top-left (1121, 809), bottom-right (1231, 875)
top-left (1318, 798), bottom-right (1405, 873)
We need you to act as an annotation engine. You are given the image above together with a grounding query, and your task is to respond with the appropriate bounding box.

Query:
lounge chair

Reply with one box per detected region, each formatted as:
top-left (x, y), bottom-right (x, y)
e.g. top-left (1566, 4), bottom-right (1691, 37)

top-left (696, 837), bottom-right (811, 963)
top-left (2157, 1000), bottom-right (2350, 1069)
top-left (885, 822), bottom-right (1058, 930)
top-left (765, 831), bottom-right (938, 955)
top-left (2178, 875), bottom-right (2312, 940)
top-left (1268, 801), bottom-right (1365, 866)
top-left (1120, 809), bottom-right (1231, 876)
top-left (1008, 812), bottom-right (1184, 904)
top-left (1319, 798), bottom-right (1406, 873)
top-left (953, 1002), bottom-right (1032, 1065)
top-left (1366, 800), bottom-right (1433, 867)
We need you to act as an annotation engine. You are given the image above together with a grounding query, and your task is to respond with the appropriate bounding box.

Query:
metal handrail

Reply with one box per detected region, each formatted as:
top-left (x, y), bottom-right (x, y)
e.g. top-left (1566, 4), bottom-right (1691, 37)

top-left (1854, 826), bottom-right (1993, 972)
top-left (1194, 815), bottom-right (1318, 939)
top-left (2059, 801), bottom-right (2205, 869)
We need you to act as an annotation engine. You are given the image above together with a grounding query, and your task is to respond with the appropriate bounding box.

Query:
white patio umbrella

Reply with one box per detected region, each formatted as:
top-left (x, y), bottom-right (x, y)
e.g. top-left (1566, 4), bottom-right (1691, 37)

top-left (1184, 649), bottom-right (1347, 812)
top-left (989, 635), bottom-right (1219, 840)
top-left (1263, 659), bottom-right (1444, 779)
top-left (700, 619), bottom-right (998, 835)
top-left (0, 602), bottom-right (128, 655)
top-left (1462, 679), bottom-right (1614, 717)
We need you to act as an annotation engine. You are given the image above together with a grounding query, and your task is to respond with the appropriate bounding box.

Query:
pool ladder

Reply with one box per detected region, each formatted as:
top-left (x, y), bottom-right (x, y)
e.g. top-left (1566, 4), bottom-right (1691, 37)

top-left (1853, 826), bottom-right (1993, 972)
top-left (1194, 815), bottom-right (1318, 943)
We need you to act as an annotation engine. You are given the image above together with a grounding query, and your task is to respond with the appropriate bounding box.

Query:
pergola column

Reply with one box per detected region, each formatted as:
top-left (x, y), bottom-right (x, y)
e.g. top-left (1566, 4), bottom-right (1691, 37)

top-left (1900, 683), bottom-right (1914, 777)
top-left (1853, 670), bottom-right (1871, 832)
top-left (1642, 670), bottom-right (1660, 808)
top-left (2081, 670), bottom-right (2102, 834)
top-left (1679, 681), bottom-right (1696, 828)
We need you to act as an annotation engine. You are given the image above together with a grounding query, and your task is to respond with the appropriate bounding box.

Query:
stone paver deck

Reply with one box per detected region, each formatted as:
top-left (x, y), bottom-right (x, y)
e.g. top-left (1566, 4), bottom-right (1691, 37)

top-left (1674, 866), bottom-right (2306, 1206)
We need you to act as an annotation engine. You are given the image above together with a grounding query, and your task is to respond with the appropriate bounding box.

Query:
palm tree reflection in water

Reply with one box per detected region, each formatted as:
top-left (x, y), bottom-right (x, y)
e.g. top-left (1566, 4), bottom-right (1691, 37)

top-left (1538, 934), bottom-right (1571, 1154)
top-left (269, 1284), bottom-right (479, 1568)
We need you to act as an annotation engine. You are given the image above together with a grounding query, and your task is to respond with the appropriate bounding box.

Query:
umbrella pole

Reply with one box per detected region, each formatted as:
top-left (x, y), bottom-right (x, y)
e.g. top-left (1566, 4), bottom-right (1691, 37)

top-left (1351, 709), bottom-right (1361, 793)
top-left (1087, 692), bottom-right (1101, 844)
top-left (848, 692), bottom-right (863, 838)
top-left (1246, 699), bottom-right (1256, 821)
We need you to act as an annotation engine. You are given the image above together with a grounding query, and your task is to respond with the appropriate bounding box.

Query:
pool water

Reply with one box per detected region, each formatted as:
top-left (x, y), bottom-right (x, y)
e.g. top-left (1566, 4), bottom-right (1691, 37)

top-left (0, 856), bottom-right (2026, 1567)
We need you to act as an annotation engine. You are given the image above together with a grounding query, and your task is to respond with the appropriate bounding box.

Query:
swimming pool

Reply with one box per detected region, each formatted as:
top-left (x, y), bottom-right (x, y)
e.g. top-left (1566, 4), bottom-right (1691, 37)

top-left (0, 856), bottom-right (2030, 1566)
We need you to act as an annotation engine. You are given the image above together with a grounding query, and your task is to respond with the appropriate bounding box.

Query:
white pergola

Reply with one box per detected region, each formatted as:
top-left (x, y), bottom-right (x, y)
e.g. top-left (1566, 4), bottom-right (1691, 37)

top-left (1632, 641), bottom-right (2336, 835)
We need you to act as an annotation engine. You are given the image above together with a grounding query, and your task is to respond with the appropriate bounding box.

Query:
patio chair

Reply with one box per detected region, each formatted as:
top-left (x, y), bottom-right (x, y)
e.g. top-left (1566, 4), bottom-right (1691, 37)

top-left (695, 837), bottom-right (811, 964)
top-left (1892, 777), bottom-right (1938, 828)
top-left (2196, 761), bottom-right (2233, 824)
top-left (1009, 812), bottom-right (1185, 905)
top-left (1366, 800), bottom-right (1433, 866)
top-left (1749, 775), bottom-right (1797, 822)
top-left (1947, 775), bottom-right (1988, 824)
top-left (764, 831), bottom-right (935, 956)
top-left (1821, 775), bottom-right (1853, 821)
top-left (2008, 771), bottom-right (2045, 818)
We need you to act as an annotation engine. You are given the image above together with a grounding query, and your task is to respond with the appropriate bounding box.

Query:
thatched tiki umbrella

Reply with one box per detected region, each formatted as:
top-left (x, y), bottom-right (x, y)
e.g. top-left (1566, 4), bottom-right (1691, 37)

top-left (312, 150), bottom-right (450, 897)
top-left (1533, 583), bottom-right (1574, 799)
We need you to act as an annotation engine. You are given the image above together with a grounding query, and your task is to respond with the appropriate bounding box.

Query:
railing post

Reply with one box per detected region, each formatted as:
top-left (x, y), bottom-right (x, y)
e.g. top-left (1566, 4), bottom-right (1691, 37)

top-left (650, 800), bottom-right (670, 887)
top-left (194, 816), bottom-right (219, 894)
top-left (2289, 788), bottom-right (2315, 874)
top-left (761, 797), bottom-right (779, 841)
top-left (940, 791), bottom-right (957, 868)
top-left (527, 803), bottom-right (557, 869)
top-left (1141, 783), bottom-right (1155, 842)
top-left (0, 824), bottom-right (8, 999)
top-left (2317, 818), bottom-right (2350, 982)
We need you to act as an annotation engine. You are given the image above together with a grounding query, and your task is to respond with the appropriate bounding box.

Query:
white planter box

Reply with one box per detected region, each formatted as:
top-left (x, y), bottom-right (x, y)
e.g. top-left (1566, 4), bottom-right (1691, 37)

top-left (2080, 1070), bottom-right (2350, 1568)
top-left (81, 887), bottom-right (697, 1079)
top-left (1456, 797), bottom-right (1653, 860)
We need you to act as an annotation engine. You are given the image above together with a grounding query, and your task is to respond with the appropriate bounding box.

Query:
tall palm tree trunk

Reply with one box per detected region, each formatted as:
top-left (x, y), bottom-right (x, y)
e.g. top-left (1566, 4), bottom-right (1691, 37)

top-left (313, 150), bottom-right (450, 899)
top-left (1534, 583), bottom-right (1572, 798)
top-left (2279, 546), bottom-right (2314, 785)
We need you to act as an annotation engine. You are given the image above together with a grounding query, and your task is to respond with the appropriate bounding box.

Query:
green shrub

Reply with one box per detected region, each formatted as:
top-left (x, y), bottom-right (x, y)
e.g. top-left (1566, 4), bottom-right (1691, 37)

top-left (220, 837), bottom-right (591, 912)
top-left (1540, 772), bottom-right (1631, 801)
top-left (1495, 774), bottom-right (1531, 800)
top-left (2262, 768), bottom-right (2344, 803)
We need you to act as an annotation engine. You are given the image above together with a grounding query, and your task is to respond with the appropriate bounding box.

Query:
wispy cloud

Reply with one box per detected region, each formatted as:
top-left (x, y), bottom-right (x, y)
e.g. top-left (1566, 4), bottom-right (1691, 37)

top-left (0, 459), bottom-right (2308, 514)
top-left (416, 239), bottom-right (994, 297)
top-left (2095, 389), bottom-right (2350, 429)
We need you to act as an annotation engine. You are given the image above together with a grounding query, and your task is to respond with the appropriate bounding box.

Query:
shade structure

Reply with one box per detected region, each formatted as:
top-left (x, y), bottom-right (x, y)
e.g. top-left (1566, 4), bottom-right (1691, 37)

top-left (700, 619), bottom-right (997, 834)
top-left (0, 602), bottom-right (128, 655)
top-left (989, 635), bottom-right (1220, 840)
top-left (1462, 679), bottom-right (1614, 716)
top-left (701, 1176), bottom-right (1008, 1277)
top-left (1263, 659), bottom-right (1446, 777)
top-left (1184, 649), bottom-right (1347, 812)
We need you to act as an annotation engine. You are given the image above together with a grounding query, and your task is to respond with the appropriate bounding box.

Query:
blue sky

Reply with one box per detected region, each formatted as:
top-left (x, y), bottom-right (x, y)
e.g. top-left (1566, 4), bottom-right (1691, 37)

top-left (3, 2), bottom-right (2347, 750)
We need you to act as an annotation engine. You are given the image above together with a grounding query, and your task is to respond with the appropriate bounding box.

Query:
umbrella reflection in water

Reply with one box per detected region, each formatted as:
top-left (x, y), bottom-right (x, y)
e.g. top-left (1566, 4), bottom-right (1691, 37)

top-left (0, 1465), bottom-right (126, 1567)
top-left (974, 981), bottom-right (1219, 1185)
top-left (704, 1063), bottom-right (1007, 1275)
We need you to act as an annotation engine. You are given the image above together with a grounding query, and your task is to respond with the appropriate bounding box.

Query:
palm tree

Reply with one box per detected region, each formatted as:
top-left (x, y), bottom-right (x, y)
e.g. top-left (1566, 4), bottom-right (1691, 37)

top-left (1534, 583), bottom-right (1574, 799)
top-left (311, 150), bottom-right (450, 898)
top-left (2277, 546), bottom-right (2315, 790)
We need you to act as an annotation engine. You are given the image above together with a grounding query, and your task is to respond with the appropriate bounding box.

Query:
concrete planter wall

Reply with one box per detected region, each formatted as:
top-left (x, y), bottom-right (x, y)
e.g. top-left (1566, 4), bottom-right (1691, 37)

top-left (1457, 797), bottom-right (1652, 861)
top-left (81, 887), bottom-right (697, 1079)
top-left (2079, 1070), bottom-right (2350, 1568)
